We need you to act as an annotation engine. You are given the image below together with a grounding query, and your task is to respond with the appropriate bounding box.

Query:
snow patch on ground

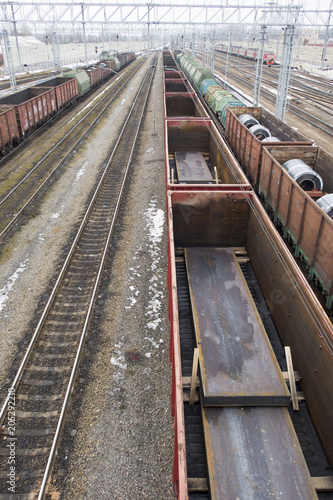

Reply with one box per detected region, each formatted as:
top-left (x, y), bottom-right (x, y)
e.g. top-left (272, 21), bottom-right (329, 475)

top-left (144, 197), bottom-right (165, 339)
top-left (0, 258), bottom-right (29, 312)
top-left (74, 161), bottom-right (89, 183)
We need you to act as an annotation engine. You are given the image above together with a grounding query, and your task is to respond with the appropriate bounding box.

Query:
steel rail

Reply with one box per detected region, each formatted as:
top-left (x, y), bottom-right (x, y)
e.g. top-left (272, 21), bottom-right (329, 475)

top-left (0, 60), bottom-right (142, 208)
top-left (0, 58), bottom-right (144, 241)
top-left (0, 59), bottom-right (142, 166)
top-left (38, 59), bottom-right (156, 500)
top-left (0, 55), bottom-right (156, 499)
top-left (209, 51), bottom-right (333, 127)
top-left (214, 63), bottom-right (333, 137)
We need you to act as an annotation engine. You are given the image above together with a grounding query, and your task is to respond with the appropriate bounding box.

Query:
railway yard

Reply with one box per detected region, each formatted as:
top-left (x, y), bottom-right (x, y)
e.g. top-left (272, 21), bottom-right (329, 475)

top-left (0, 45), bottom-right (332, 499)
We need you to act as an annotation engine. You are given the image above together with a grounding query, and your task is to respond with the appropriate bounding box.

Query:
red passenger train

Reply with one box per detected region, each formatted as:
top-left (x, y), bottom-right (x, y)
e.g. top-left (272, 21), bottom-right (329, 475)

top-left (217, 44), bottom-right (276, 65)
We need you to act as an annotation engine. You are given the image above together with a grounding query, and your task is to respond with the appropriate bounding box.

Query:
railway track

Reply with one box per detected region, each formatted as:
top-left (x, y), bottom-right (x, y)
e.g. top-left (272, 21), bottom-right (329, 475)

top-left (197, 50), bottom-right (333, 137)
top-left (214, 61), bottom-right (333, 137)
top-left (0, 57), bottom-right (144, 242)
top-left (0, 54), bottom-right (156, 499)
top-left (214, 50), bottom-right (333, 111)
top-left (0, 71), bottom-right (61, 93)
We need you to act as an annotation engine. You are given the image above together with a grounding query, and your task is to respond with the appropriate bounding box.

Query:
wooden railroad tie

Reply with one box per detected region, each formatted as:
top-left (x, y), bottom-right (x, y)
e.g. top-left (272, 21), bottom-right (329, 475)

top-left (187, 477), bottom-right (333, 493)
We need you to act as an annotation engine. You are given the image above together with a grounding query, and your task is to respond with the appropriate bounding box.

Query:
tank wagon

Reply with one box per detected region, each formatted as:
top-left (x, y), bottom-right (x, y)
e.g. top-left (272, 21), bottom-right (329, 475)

top-left (176, 52), bottom-right (243, 127)
top-left (0, 51), bottom-right (136, 155)
top-left (163, 50), bottom-right (333, 500)
top-left (217, 44), bottom-right (276, 65)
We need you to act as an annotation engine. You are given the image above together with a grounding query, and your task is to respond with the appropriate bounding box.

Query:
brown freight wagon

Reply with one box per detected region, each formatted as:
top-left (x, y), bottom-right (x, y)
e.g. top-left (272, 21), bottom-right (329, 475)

top-left (35, 77), bottom-right (78, 110)
top-left (165, 118), bottom-right (251, 190)
top-left (99, 60), bottom-right (116, 81)
top-left (164, 78), bottom-right (190, 93)
top-left (0, 87), bottom-right (57, 137)
top-left (225, 106), bottom-right (313, 186)
top-left (86, 67), bottom-right (103, 88)
top-left (168, 189), bottom-right (333, 498)
top-left (164, 92), bottom-right (208, 118)
top-left (259, 145), bottom-right (333, 308)
top-left (0, 105), bottom-right (20, 153)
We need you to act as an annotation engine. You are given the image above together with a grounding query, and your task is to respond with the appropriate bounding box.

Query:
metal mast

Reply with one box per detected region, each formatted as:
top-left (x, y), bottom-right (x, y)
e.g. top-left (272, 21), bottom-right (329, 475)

top-left (321, 0), bottom-right (332, 70)
top-left (253, 24), bottom-right (267, 106)
top-left (224, 33), bottom-right (231, 90)
top-left (81, 4), bottom-right (88, 62)
top-left (274, 24), bottom-right (296, 120)
top-left (11, 4), bottom-right (22, 67)
top-left (2, 29), bottom-right (17, 89)
top-left (51, 32), bottom-right (62, 72)
top-left (191, 31), bottom-right (196, 59)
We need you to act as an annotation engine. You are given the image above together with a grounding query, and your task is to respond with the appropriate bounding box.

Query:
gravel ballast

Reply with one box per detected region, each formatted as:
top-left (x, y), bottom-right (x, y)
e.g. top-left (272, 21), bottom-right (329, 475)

top-left (0, 54), bottom-right (174, 498)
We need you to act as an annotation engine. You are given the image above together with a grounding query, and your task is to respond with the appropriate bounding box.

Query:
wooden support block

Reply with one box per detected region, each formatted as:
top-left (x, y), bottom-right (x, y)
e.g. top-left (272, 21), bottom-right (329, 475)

top-left (297, 391), bottom-right (305, 402)
top-left (182, 376), bottom-right (200, 388)
top-left (189, 348), bottom-right (199, 406)
top-left (175, 257), bottom-right (185, 263)
top-left (236, 257), bottom-right (250, 263)
top-left (183, 392), bottom-right (199, 404)
top-left (214, 166), bottom-right (218, 184)
top-left (285, 346), bottom-right (299, 411)
top-left (312, 476), bottom-right (333, 492)
top-left (188, 478), bottom-right (208, 493)
top-left (282, 370), bottom-right (302, 382)
top-left (232, 246), bottom-right (247, 254)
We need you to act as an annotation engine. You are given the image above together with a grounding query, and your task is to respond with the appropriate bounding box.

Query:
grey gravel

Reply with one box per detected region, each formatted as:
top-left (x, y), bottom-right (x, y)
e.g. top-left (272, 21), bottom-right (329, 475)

top-left (0, 54), bottom-right (174, 498)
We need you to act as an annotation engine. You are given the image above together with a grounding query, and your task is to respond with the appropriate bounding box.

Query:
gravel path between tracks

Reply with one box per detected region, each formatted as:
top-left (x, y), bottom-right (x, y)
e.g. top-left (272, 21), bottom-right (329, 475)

top-left (0, 58), bottom-right (146, 388)
top-left (0, 54), bottom-right (174, 498)
top-left (51, 55), bottom-right (174, 499)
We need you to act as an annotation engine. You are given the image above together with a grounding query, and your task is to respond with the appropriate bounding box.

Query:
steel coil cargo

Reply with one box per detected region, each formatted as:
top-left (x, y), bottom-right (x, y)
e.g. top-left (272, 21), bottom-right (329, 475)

top-left (283, 158), bottom-right (324, 190)
top-left (316, 193), bottom-right (333, 217)
top-left (261, 136), bottom-right (280, 143)
top-left (225, 106), bottom-right (314, 184)
top-left (239, 113), bottom-right (259, 128)
top-left (249, 124), bottom-right (271, 140)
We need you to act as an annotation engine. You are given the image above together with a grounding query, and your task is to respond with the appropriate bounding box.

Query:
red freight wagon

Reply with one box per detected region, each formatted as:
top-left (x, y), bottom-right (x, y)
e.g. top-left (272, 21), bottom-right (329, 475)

top-left (0, 105), bottom-right (20, 153)
top-left (164, 92), bottom-right (208, 118)
top-left (167, 189), bottom-right (333, 498)
top-left (259, 145), bottom-right (333, 306)
top-left (99, 60), bottom-right (115, 81)
top-left (86, 67), bottom-right (103, 88)
top-left (0, 87), bottom-right (57, 137)
top-left (35, 77), bottom-right (78, 110)
top-left (165, 118), bottom-right (251, 190)
top-left (224, 105), bottom-right (313, 186)
top-left (164, 78), bottom-right (189, 93)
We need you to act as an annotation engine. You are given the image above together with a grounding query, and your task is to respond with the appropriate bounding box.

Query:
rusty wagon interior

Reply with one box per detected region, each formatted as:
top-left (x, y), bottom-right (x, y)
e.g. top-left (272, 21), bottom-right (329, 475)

top-left (169, 189), bottom-right (333, 498)
top-left (166, 119), bottom-right (249, 187)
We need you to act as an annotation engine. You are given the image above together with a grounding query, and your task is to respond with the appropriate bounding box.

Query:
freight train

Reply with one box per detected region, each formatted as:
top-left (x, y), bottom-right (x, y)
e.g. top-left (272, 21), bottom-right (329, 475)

top-left (0, 51), bottom-right (136, 156)
top-left (163, 49), bottom-right (333, 500)
top-left (216, 44), bottom-right (276, 65)
top-left (174, 51), bottom-right (333, 310)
